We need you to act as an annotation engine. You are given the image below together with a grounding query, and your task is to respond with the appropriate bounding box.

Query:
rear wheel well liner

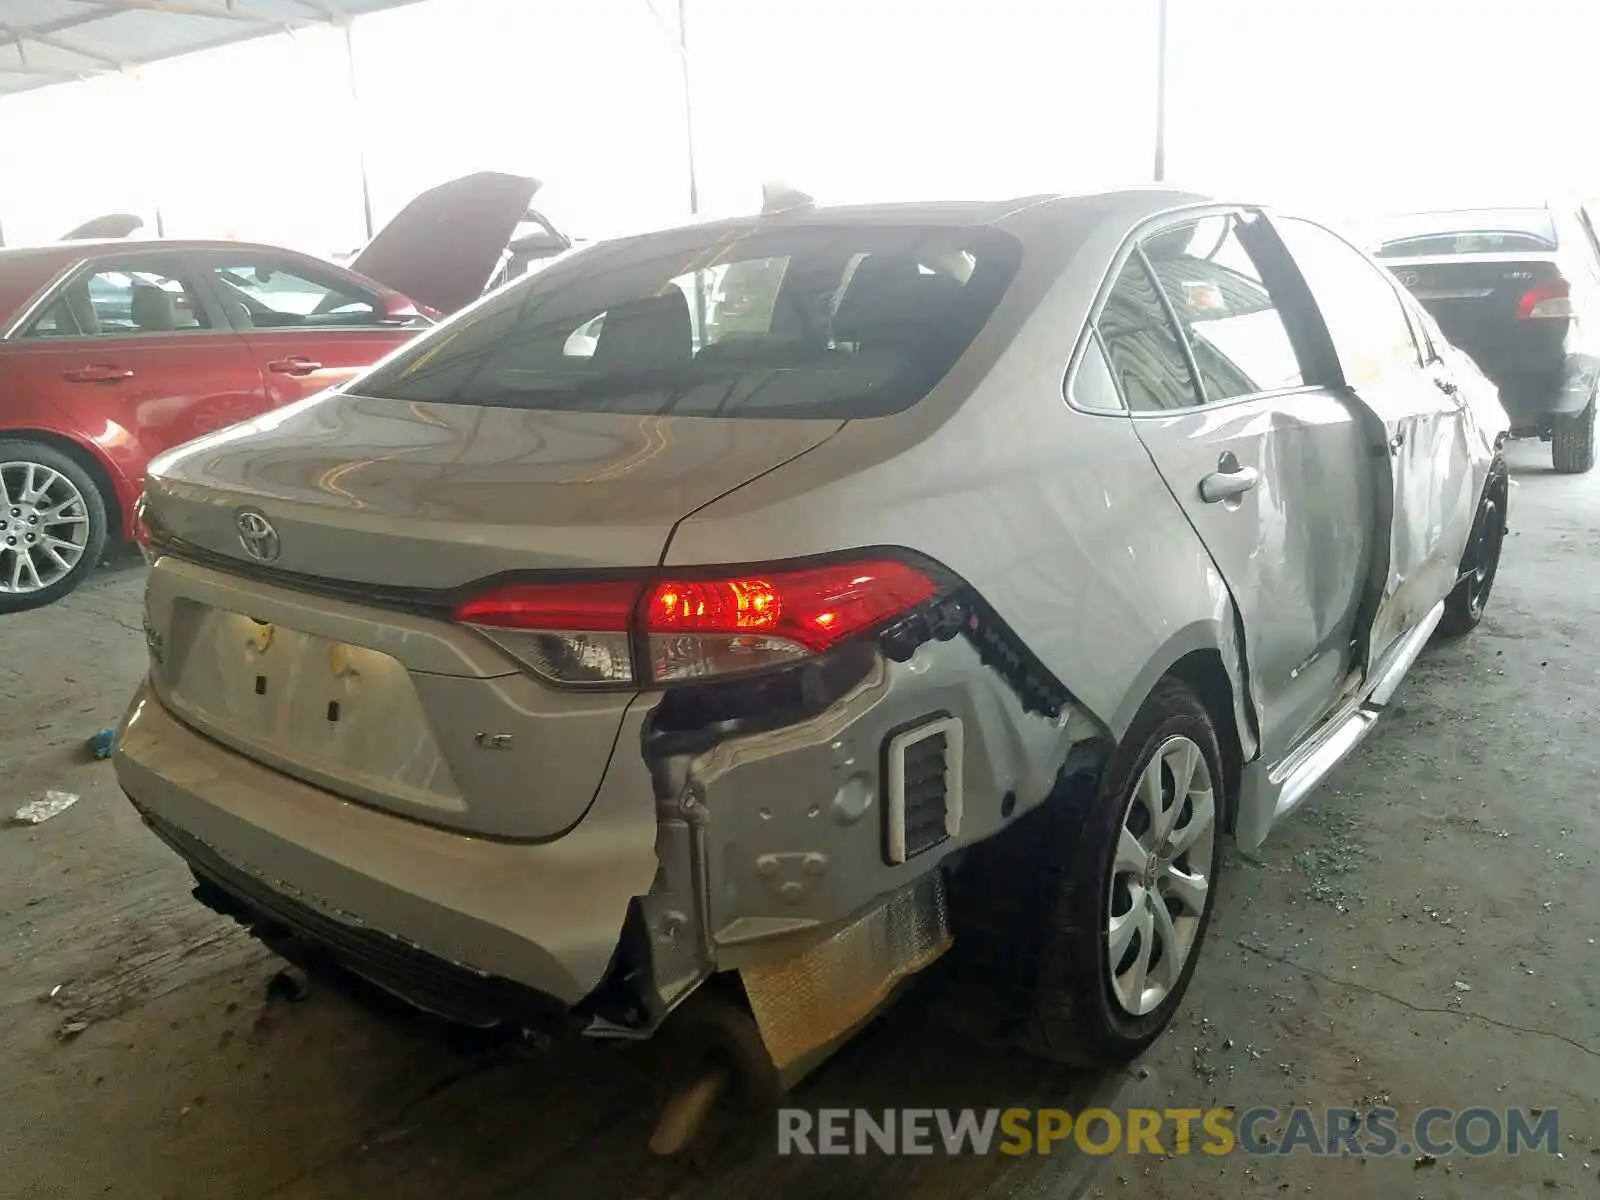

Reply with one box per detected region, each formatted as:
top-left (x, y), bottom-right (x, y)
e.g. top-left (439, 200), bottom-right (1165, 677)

top-left (1161, 649), bottom-right (1243, 832)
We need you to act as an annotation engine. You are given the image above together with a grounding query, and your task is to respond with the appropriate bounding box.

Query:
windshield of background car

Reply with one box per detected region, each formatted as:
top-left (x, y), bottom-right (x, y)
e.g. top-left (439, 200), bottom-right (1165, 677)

top-left (352, 224), bottom-right (1022, 419)
top-left (1373, 209), bottom-right (1557, 257)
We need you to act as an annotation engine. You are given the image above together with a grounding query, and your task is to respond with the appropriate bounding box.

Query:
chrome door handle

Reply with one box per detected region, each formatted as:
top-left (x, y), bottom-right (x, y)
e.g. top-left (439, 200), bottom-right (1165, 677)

top-left (267, 357), bottom-right (322, 376)
top-left (1199, 465), bottom-right (1261, 504)
top-left (63, 365), bottom-right (133, 383)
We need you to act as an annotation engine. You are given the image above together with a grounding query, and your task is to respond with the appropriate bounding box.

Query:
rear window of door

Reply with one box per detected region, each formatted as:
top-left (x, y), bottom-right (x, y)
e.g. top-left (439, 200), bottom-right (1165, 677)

top-left (1090, 213), bottom-right (1305, 412)
top-left (22, 259), bottom-right (211, 339)
top-left (1093, 255), bottom-right (1204, 412)
top-left (1140, 214), bottom-right (1306, 401)
top-left (352, 225), bottom-right (1022, 419)
top-left (1274, 217), bottom-right (1423, 388)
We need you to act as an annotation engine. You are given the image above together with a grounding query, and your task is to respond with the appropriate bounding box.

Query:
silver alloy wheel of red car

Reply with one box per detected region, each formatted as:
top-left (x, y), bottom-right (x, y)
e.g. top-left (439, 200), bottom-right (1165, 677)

top-left (0, 458), bottom-right (92, 595)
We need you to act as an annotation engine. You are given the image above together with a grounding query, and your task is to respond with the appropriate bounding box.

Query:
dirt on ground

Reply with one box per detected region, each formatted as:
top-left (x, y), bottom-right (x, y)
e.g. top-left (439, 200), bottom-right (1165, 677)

top-left (1, 440), bottom-right (1595, 1199)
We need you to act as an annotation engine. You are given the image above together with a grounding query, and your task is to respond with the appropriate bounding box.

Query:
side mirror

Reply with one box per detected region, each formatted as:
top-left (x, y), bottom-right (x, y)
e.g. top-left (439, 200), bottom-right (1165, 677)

top-left (508, 230), bottom-right (572, 260)
top-left (508, 208), bottom-right (572, 262)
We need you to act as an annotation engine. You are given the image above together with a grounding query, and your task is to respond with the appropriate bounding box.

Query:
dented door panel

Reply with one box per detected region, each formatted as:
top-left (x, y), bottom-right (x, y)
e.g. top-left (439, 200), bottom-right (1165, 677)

top-left (1129, 391), bottom-right (1375, 767)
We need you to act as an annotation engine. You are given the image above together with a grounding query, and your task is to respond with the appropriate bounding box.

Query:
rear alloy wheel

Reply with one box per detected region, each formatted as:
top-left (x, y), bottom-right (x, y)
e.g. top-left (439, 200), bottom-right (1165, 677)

top-left (0, 441), bottom-right (107, 614)
top-left (1104, 735), bottom-right (1217, 1017)
top-left (951, 678), bottom-right (1225, 1068)
top-left (1552, 398), bottom-right (1595, 474)
top-left (1439, 461), bottom-right (1507, 637)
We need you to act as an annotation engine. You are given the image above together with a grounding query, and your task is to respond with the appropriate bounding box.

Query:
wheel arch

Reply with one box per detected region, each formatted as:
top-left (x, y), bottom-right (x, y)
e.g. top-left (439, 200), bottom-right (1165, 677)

top-left (0, 427), bottom-right (128, 541)
top-left (1110, 623), bottom-right (1250, 834)
top-left (1164, 649), bottom-right (1244, 833)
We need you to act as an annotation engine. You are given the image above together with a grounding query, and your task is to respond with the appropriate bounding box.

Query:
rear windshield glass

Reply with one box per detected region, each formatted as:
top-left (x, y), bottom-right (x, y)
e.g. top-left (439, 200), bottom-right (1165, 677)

top-left (1373, 209), bottom-right (1557, 258)
top-left (352, 224), bottom-right (1022, 419)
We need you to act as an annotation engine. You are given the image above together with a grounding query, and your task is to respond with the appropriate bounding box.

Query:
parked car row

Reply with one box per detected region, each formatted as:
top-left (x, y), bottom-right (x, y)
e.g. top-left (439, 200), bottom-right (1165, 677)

top-left (0, 173), bottom-right (542, 611)
top-left (112, 189), bottom-right (1509, 1089)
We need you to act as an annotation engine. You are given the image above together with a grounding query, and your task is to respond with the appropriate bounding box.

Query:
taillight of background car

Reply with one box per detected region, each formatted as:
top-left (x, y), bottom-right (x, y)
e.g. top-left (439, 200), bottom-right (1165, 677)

top-left (1516, 277), bottom-right (1573, 320)
top-left (454, 558), bottom-right (942, 686)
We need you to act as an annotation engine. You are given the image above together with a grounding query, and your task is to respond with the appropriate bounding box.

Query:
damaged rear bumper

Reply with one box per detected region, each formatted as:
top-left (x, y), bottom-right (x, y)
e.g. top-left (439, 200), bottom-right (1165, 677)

top-left (114, 681), bottom-right (659, 1010)
top-left (116, 623), bottom-right (1100, 1077)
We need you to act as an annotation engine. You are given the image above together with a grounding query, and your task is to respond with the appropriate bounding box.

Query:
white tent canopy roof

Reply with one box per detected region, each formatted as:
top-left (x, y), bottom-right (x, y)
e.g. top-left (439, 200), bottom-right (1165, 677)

top-left (0, 0), bottom-right (419, 95)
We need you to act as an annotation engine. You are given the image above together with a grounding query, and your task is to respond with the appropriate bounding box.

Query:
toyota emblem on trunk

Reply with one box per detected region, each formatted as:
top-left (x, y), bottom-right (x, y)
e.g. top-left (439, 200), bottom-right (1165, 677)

top-left (236, 509), bottom-right (281, 562)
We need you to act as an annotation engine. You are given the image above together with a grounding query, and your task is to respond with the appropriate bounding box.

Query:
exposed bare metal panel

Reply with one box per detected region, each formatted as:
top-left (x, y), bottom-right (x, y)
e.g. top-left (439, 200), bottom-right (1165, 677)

top-left (740, 873), bottom-right (951, 1085)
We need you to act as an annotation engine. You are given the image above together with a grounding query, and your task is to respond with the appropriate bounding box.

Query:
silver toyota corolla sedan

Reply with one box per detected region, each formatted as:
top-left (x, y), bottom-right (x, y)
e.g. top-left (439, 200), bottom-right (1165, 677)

top-left (114, 189), bottom-right (1509, 1089)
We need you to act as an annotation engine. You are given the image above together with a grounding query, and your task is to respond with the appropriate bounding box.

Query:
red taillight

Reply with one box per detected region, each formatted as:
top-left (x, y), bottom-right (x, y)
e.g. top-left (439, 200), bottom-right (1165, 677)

top-left (454, 580), bottom-right (639, 631)
top-left (645, 560), bottom-right (939, 682)
top-left (647, 561), bottom-right (937, 653)
top-left (453, 559), bottom-right (940, 686)
top-left (1516, 277), bottom-right (1572, 320)
top-left (455, 581), bottom-right (641, 686)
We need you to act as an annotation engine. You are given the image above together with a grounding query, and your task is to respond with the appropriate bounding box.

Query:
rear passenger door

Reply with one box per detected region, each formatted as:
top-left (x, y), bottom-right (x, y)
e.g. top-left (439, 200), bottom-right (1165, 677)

top-left (194, 250), bottom-right (423, 408)
top-left (1099, 211), bottom-right (1377, 767)
top-left (1270, 216), bottom-right (1478, 670)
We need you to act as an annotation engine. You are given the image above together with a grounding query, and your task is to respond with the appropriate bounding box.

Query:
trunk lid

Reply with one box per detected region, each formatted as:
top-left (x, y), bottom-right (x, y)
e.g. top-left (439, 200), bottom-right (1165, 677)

top-left (348, 172), bottom-right (541, 315)
top-left (1384, 252), bottom-right (1567, 390)
top-left (142, 393), bottom-right (840, 840)
top-left (145, 390), bottom-right (843, 588)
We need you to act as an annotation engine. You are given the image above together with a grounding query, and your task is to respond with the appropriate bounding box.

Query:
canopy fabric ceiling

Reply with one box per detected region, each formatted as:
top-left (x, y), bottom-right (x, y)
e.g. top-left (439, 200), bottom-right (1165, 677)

top-left (0, 0), bottom-right (421, 96)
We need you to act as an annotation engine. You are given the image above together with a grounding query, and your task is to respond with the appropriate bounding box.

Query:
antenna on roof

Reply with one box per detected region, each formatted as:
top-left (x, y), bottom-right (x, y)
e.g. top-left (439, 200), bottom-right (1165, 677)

top-left (761, 181), bottom-right (815, 216)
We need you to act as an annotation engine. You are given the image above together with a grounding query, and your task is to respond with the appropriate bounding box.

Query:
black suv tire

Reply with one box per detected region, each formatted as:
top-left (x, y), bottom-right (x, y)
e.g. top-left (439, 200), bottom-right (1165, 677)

top-left (1553, 398), bottom-right (1595, 474)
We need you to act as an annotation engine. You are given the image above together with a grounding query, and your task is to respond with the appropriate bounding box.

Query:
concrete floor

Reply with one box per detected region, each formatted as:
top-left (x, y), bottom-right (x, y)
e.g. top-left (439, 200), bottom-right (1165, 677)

top-left (1, 439), bottom-right (1596, 1199)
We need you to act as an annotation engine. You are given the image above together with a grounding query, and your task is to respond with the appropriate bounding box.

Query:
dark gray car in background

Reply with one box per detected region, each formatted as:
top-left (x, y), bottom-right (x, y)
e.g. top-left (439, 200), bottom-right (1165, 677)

top-left (1375, 204), bottom-right (1598, 472)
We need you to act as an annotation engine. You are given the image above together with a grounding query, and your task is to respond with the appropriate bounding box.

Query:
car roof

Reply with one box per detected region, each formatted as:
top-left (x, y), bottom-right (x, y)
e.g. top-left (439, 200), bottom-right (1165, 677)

top-left (0, 237), bottom-right (350, 323)
top-left (581, 189), bottom-right (1218, 257)
top-left (0, 237), bottom-right (320, 266)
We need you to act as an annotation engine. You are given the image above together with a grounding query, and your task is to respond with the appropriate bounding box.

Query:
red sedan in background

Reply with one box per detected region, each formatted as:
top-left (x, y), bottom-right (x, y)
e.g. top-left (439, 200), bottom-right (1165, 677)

top-left (0, 172), bottom-right (540, 612)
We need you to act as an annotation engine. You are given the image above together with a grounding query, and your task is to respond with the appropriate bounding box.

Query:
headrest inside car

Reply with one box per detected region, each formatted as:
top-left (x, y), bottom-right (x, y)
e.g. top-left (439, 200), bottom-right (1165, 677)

top-left (833, 255), bottom-right (964, 346)
top-left (591, 290), bottom-right (692, 371)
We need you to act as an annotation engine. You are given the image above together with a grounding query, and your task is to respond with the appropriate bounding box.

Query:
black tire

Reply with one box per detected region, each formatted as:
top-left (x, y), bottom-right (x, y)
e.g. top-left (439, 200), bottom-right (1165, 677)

top-left (952, 677), bottom-right (1225, 1068)
top-left (1438, 458), bottom-right (1508, 637)
top-left (1552, 398), bottom-right (1595, 474)
top-left (0, 439), bottom-right (108, 614)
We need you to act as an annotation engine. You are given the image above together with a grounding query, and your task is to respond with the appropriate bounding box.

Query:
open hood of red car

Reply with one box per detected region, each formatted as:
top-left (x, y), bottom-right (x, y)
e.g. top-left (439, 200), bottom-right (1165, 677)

top-left (348, 171), bottom-right (541, 315)
top-left (60, 213), bottom-right (144, 240)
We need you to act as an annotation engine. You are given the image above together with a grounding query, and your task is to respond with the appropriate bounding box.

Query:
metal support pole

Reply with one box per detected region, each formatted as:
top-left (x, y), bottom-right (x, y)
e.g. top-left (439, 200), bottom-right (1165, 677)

top-left (344, 20), bottom-right (375, 241)
top-left (129, 71), bottom-right (167, 235)
top-left (678, 0), bottom-right (698, 217)
top-left (676, 0), bottom-right (707, 343)
top-left (1153, 0), bottom-right (1169, 183)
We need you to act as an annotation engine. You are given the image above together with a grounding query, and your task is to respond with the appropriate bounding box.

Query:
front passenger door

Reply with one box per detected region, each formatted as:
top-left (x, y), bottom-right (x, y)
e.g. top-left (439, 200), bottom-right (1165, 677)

top-left (1271, 216), bottom-right (1478, 671)
top-left (1102, 213), bottom-right (1378, 771)
top-left (196, 251), bottom-right (424, 408)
